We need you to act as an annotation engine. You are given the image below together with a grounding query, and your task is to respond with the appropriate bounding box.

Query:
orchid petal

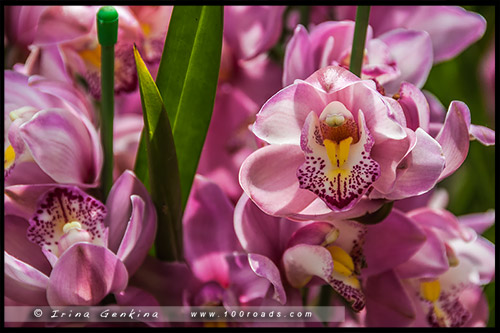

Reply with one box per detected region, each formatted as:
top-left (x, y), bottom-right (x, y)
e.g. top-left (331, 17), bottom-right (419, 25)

top-left (47, 243), bottom-right (128, 306)
top-left (363, 209), bottom-right (426, 277)
top-left (5, 251), bottom-right (50, 305)
top-left (184, 175), bottom-right (241, 264)
top-left (378, 29), bottom-right (433, 93)
top-left (253, 81), bottom-right (326, 145)
top-left (364, 270), bottom-right (416, 327)
top-left (283, 24), bottom-right (314, 87)
top-left (19, 108), bottom-right (102, 186)
top-left (469, 124), bottom-right (495, 146)
top-left (287, 222), bottom-right (339, 248)
top-left (5, 214), bottom-right (52, 276)
top-left (396, 82), bottom-right (430, 132)
top-left (116, 195), bottom-right (146, 271)
top-left (435, 101), bottom-right (471, 181)
top-left (115, 286), bottom-right (160, 306)
top-left (234, 194), bottom-right (299, 264)
top-left (248, 253), bottom-right (287, 305)
top-left (239, 144), bottom-right (318, 217)
top-left (105, 170), bottom-right (156, 270)
top-left (458, 210), bottom-right (495, 234)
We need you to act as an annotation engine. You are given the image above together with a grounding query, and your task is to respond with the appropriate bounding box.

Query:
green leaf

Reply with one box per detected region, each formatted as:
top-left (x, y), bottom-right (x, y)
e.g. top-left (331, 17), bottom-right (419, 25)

top-left (155, 5), bottom-right (223, 210)
top-left (133, 45), bottom-right (183, 261)
top-left (133, 130), bottom-right (150, 192)
top-left (352, 201), bottom-right (394, 225)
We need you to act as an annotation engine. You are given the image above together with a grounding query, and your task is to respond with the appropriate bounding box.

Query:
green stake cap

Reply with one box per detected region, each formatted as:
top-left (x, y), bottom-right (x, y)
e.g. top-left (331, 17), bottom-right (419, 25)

top-left (97, 6), bottom-right (118, 46)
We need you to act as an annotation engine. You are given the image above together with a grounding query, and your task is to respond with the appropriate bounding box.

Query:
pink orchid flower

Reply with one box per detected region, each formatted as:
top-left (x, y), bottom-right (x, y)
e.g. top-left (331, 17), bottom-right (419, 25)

top-left (234, 193), bottom-right (367, 312)
top-left (4, 70), bottom-right (102, 187)
top-left (127, 176), bottom-right (287, 312)
top-left (11, 5), bottom-right (171, 98)
top-left (240, 65), bottom-right (495, 220)
top-left (283, 21), bottom-right (433, 95)
top-left (4, 171), bottom-right (157, 306)
top-left (334, 6), bottom-right (486, 63)
top-left (361, 192), bottom-right (495, 327)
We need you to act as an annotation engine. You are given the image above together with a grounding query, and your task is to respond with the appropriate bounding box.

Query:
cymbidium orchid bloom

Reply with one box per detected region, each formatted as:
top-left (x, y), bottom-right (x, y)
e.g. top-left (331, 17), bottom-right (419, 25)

top-left (240, 65), bottom-right (494, 221)
top-left (361, 193), bottom-right (495, 327)
top-left (9, 5), bottom-right (171, 99)
top-left (334, 6), bottom-right (486, 63)
top-left (4, 171), bottom-right (157, 306)
top-left (127, 176), bottom-right (292, 325)
top-left (234, 194), bottom-right (367, 312)
top-left (283, 21), bottom-right (433, 95)
top-left (4, 70), bottom-right (102, 187)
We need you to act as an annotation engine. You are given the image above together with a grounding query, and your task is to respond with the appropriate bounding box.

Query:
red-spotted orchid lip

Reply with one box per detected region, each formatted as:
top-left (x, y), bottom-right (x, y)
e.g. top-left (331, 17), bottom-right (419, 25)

top-left (297, 101), bottom-right (380, 212)
top-left (27, 187), bottom-right (108, 258)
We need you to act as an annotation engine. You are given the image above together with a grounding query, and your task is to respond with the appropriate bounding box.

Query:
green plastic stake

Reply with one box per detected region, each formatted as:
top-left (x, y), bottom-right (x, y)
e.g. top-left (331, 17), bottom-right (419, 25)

top-left (97, 6), bottom-right (118, 198)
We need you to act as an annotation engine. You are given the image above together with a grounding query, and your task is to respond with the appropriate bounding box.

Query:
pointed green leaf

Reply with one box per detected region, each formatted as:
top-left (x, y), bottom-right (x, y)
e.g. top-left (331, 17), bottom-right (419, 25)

top-left (156, 5), bottom-right (223, 210)
top-left (133, 46), bottom-right (183, 261)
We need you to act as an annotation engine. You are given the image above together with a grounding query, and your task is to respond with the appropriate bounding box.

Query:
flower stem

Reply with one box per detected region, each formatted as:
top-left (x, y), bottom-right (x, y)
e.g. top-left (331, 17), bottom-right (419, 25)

top-left (97, 7), bottom-right (118, 199)
top-left (349, 6), bottom-right (370, 77)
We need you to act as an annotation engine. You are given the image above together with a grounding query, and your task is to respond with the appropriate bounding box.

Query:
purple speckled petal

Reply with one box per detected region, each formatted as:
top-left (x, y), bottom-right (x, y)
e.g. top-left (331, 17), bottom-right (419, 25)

top-left (239, 144), bottom-right (318, 217)
top-left (4, 184), bottom-right (56, 220)
top-left (364, 270), bottom-right (416, 327)
top-left (47, 243), bottom-right (128, 306)
top-left (469, 124), bottom-right (495, 146)
top-left (234, 194), bottom-right (299, 264)
top-left (19, 108), bottom-right (103, 186)
top-left (253, 81), bottom-right (326, 145)
top-left (5, 251), bottom-right (50, 305)
top-left (435, 101), bottom-right (471, 181)
top-left (363, 209), bottom-right (426, 277)
top-left (297, 110), bottom-right (380, 211)
top-left (283, 24), bottom-right (314, 86)
top-left (248, 253), bottom-right (287, 305)
top-left (26, 186), bottom-right (107, 257)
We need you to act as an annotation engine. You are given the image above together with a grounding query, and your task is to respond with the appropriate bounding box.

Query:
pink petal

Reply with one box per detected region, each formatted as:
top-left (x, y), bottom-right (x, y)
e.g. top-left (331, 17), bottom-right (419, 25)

top-left (396, 82), bottom-right (430, 132)
top-left (363, 209), bottom-right (426, 277)
top-left (33, 6), bottom-right (95, 46)
top-left (183, 175), bottom-right (241, 265)
top-left (395, 226), bottom-right (449, 279)
top-left (469, 124), bottom-right (495, 146)
top-left (253, 81), bottom-right (326, 145)
top-left (5, 251), bottom-right (50, 305)
top-left (19, 108), bottom-right (102, 186)
top-left (378, 128), bottom-right (445, 200)
top-left (46, 243), bottom-right (128, 306)
top-left (283, 24), bottom-right (314, 87)
top-left (223, 6), bottom-right (285, 60)
top-left (364, 270), bottom-right (416, 327)
top-left (4, 184), bottom-right (55, 220)
top-left (115, 286), bottom-right (160, 306)
top-left (105, 170), bottom-right (156, 262)
top-left (248, 253), bottom-right (287, 305)
top-left (458, 210), bottom-right (495, 234)
top-left (286, 222), bottom-right (339, 248)
top-left (378, 29), bottom-right (433, 93)
top-left (239, 144), bottom-right (318, 217)
top-left (5, 214), bottom-right (52, 276)
top-left (116, 195), bottom-right (146, 272)
top-left (435, 101), bottom-right (471, 181)
top-left (234, 194), bottom-right (299, 264)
